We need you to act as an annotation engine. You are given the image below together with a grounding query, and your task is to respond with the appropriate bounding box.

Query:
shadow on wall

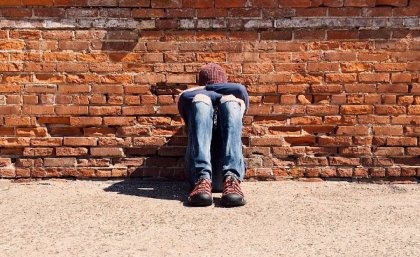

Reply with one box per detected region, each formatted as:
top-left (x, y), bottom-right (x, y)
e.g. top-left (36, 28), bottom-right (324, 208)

top-left (98, 29), bottom-right (189, 180)
top-left (100, 28), bottom-right (140, 61)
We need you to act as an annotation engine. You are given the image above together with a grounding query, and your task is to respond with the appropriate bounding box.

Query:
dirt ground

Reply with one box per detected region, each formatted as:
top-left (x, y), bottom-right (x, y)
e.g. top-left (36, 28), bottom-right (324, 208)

top-left (0, 178), bottom-right (419, 257)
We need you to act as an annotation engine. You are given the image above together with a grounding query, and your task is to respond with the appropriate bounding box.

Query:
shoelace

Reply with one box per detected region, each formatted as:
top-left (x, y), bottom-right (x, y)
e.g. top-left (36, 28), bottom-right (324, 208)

top-left (190, 179), bottom-right (211, 196)
top-left (223, 177), bottom-right (244, 197)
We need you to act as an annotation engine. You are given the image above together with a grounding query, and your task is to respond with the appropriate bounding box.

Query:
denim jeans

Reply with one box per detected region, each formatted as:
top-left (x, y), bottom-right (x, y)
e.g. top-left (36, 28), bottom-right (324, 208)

top-left (184, 94), bottom-right (245, 191)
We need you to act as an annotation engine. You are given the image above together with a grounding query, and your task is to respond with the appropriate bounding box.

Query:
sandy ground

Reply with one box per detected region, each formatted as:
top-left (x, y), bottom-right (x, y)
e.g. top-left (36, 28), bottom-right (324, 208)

top-left (0, 179), bottom-right (419, 257)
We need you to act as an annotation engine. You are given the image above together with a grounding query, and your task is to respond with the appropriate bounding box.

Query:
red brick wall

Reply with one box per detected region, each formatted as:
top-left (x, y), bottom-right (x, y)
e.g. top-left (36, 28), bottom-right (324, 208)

top-left (0, 0), bottom-right (419, 180)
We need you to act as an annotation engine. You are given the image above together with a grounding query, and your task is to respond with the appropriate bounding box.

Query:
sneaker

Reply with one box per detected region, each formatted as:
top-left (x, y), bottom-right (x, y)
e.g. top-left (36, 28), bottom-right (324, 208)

top-left (221, 176), bottom-right (246, 207)
top-left (188, 178), bottom-right (213, 206)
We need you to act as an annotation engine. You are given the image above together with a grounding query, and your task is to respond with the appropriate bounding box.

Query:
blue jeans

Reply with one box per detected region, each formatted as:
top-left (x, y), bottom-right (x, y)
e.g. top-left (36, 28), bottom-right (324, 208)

top-left (185, 95), bottom-right (245, 191)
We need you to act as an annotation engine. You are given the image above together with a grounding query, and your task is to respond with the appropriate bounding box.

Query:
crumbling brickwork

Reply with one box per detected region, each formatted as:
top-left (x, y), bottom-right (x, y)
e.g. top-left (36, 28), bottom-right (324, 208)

top-left (0, 0), bottom-right (419, 180)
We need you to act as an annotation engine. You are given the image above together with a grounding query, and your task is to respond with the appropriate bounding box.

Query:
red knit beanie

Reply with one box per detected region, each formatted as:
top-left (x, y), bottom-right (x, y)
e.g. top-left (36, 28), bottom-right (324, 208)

top-left (198, 63), bottom-right (227, 86)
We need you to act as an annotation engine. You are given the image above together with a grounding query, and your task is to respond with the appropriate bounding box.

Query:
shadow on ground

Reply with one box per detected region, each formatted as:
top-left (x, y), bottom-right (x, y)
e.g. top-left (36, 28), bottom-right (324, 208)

top-left (103, 179), bottom-right (226, 207)
top-left (103, 179), bottom-right (189, 202)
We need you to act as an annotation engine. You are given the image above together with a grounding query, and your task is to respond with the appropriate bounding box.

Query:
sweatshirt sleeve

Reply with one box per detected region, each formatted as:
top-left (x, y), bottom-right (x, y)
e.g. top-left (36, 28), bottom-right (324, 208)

top-left (205, 83), bottom-right (249, 113)
top-left (177, 88), bottom-right (223, 122)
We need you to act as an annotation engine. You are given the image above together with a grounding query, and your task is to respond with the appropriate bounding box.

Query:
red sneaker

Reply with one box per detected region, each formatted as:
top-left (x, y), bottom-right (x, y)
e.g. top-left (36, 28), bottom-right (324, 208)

top-left (221, 176), bottom-right (246, 207)
top-left (188, 178), bottom-right (213, 206)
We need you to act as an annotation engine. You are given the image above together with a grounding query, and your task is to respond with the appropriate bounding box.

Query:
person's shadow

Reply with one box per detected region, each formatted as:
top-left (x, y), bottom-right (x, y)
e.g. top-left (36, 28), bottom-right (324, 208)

top-left (103, 179), bottom-right (224, 207)
top-left (98, 29), bottom-right (188, 204)
top-left (99, 30), bottom-right (226, 207)
top-left (103, 179), bottom-right (188, 202)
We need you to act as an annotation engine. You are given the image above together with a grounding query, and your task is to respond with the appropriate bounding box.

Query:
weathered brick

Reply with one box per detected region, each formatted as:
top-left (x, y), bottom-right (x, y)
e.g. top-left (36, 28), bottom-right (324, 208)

top-left (64, 137), bottom-right (97, 146)
top-left (44, 158), bottom-right (76, 167)
top-left (56, 147), bottom-right (88, 156)
top-left (90, 147), bottom-right (124, 156)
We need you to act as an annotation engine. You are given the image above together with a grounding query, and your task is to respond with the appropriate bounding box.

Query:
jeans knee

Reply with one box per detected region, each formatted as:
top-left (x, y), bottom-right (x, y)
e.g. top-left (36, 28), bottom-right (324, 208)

top-left (192, 94), bottom-right (212, 106)
top-left (220, 94), bottom-right (245, 116)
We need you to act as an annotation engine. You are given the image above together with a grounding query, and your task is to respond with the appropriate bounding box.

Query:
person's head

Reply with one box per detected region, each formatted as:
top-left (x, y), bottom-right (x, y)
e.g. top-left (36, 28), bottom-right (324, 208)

top-left (198, 63), bottom-right (227, 86)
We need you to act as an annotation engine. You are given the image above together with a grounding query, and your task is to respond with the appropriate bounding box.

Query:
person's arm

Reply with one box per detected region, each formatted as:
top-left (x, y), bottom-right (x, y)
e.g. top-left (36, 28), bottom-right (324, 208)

top-left (178, 87), bottom-right (223, 122)
top-left (205, 83), bottom-right (249, 114)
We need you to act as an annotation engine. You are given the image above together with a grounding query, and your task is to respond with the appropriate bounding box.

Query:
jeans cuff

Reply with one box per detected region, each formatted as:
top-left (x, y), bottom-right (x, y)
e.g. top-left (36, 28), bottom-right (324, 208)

top-left (223, 171), bottom-right (241, 182)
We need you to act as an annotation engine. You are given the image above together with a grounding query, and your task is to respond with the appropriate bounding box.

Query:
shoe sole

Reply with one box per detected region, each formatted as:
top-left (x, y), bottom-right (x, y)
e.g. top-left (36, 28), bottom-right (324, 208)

top-left (188, 194), bottom-right (213, 207)
top-left (220, 198), bottom-right (246, 207)
top-left (188, 199), bottom-right (213, 207)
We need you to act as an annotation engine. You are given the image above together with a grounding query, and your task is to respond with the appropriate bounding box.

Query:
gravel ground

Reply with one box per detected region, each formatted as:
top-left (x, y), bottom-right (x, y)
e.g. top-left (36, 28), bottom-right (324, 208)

top-left (0, 179), bottom-right (419, 257)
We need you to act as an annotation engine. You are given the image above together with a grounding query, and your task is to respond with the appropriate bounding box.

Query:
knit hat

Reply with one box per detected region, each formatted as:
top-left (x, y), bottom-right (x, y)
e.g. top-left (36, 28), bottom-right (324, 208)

top-left (198, 63), bottom-right (227, 86)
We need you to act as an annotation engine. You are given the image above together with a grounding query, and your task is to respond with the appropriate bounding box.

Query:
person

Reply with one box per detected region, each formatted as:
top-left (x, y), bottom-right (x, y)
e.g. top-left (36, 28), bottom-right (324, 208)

top-left (177, 63), bottom-right (249, 207)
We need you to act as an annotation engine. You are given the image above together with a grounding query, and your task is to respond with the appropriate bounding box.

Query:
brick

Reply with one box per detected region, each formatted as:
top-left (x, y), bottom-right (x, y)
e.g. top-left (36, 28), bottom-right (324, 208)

top-left (291, 74), bottom-right (322, 83)
top-left (70, 117), bottom-right (102, 126)
top-left (302, 126), bottom-right (335, 134)
top-left (341, 105), bottom-right (373, 114)
top-left (215, 0), bottom-right (246, 7)
top-left (119, 0), bottom-right (149, 7)
top-left (297, 156), bottom-right (328, 166)
top-left (325, 73), bottom-right (357, 83)
top-left (336, 126), bottom-right (369, 135)
top-left (359, 73), bottom-right (390, 83)
top-left (294, 30), bottom-right (326, 40)
top-left (406, 147), bottom-right (420, 155)
top-left (306, 105), bottom-right (339, 115)
top-left (197, 53), bottom-right (226, 62)
top-left (22, 105), bottom-right (55, 115)
top-left (344, 0), bottom-right (375, 7)
top-left (0, 0), bottom-right (21, 6)
top-left (16, 128), bottom-right (48, 137)
top-left (31, 138), bottom-right (62, 147)
top-left (375, 105), bottom-right (406, 115)
top-left (64, 137), bottom-right (97, 146)
top-left (391, 73), bottom-right (412, 83)
top-left (56, 147), bottom-right (88, 156)
top-left (48, 127), bottom-right (83, 136)
top-left (319, 167), bottom-right (337, 177)
top-left (0, 40), bottom-right (26, 50)
top-left (376, 0), bottom-right (408, 7)
top-left (23, 148), bottom-right (54, 156)
top-left (250, 137), bottom-right (286, 146)
top-left (122, 106), bottom-right (155, 115)
top-left (167, 74), bottom-right (195, 83)
top-left (181, 0), bottom-right (211, 8)
top-left (336, 168), bottom-right (353, 177)
top-left (377, 84), bottom-right (408, 93)
top-left (351, 135), bottom-right (372, 145)
top-left (279, 0), bottom-right (314, 7)
top-left (318, 136), bottom-right (352, 146)
top-left (89, 106), bottom-right (121, 116)
top-left (151, 0), bottom-right (181, 8)
top-left (44, 158), bottom-right (76, 167)
top-left (387, 137), bottom-right (417, 146)
top-left (390, 115), bottom-right (419, 125)
top-left (4, 116), bottom-right (36, 126)
top-left (374, 147), bottom-right (404, 156)
top-left (0, 106), bottom-right (20, 115)
top-left (290, 116), bottom-right (322, 125)
top-left (90, 147), bottom-right (124, 156)
top-left (103, 117), bottom-right (136, 126)
top-left (55, 106), bottom-right (88, 115)
top-left (373, 126), bottom-right (404, 135)
top-left (132, 8), bottom-right (164, 17)
top-left (329, 157), bottom-right (360, 166)
top-left (260, 31), bottom-right (293, 41)
top-left (271, 146), bottom-right (304, 157)
top-left (340, 147), bottom-right (372, 156)
top-left (243, 63), bottom-right (274, 74)
top-left (400, 167), bottom-right (417, 177)
top-left (408, 106), bottom-right (420, 115)
top-left (0, 167), bottom-right (15, 178)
